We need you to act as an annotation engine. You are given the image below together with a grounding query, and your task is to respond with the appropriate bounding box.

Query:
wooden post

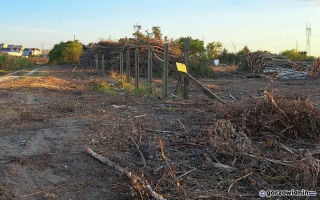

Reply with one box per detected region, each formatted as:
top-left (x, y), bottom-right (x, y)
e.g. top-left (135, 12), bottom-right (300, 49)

top-left (147, 46), bottom-right (153, 93)
top-left (135, 48), bottom-right (139, 89)
top-left (181, 72), bottom-right (226, 104)
top-left (95, 54), bottom-right (99, 70)
top-left (101, 54), bottom-right (105, 76)
top-left (120, 52), bottom-right (124, 75)
top-left (126, 50), bottom-right (130, 83)
top-left (183, 37), bottom-right (190, 99)
top-left (162, 43), bottom-right (169, 98)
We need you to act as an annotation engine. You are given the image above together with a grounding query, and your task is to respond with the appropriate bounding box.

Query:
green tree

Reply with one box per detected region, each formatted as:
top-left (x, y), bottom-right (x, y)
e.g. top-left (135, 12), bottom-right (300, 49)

top-left (236, 45), bottom-right (250, 64)
top-left (152, 26), bottom-right (162, 41)
top-left (218, 48), bottom-right (237, 64)
top-left (133, 24), bottom-right (143, 39)
top-left (281, 49), bottom-right (314, 61)
top-left (49, 40), bottom-right (83, 64)
top-left (206, 41), bottom-right (223, 59)
top-left (239, 45), bottom-right (250, 55)
top-left (175, 37), bottom-right (205, 56)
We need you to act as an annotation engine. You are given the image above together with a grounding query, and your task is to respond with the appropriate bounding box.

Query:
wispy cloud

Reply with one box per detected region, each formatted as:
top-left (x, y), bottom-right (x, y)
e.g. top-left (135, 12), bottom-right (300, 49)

top-left (11, 27), bottom-right (60, 34)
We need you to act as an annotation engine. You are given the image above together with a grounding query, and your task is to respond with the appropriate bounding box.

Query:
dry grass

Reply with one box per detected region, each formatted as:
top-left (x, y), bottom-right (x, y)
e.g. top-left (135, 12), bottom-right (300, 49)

top-left (0, 76), bottom-right (73, 91)
top-left (212, 65), bottom-right (238, 73)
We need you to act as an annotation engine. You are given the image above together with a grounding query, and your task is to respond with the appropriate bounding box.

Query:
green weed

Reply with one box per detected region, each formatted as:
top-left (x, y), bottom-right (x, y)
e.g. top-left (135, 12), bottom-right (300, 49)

top-left (91, 81), bottom-right (117, 95)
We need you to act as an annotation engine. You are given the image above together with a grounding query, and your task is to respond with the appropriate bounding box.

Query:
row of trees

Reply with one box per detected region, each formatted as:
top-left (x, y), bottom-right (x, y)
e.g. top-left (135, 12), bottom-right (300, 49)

top-left (49, 25), bottom-right (316, 70)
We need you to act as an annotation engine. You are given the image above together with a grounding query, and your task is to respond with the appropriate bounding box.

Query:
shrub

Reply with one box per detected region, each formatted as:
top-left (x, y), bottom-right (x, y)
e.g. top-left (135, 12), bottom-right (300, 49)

top-left (49, 40), bottom-right (84, 64)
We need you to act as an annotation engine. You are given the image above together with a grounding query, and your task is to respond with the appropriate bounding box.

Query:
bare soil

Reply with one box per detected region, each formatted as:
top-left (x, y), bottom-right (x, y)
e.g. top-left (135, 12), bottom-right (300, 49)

top-left (0, 65), bottom-right (319, 199)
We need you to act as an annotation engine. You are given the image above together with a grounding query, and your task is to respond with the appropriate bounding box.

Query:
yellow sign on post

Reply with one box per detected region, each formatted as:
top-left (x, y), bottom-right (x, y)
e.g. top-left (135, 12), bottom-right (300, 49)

top-left (176, 62), bottom-right (187, 73)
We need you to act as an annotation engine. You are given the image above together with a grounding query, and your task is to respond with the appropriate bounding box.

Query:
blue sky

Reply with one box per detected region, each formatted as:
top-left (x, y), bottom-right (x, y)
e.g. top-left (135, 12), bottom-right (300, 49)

top-left (1, 0), bottom-right (319, 56)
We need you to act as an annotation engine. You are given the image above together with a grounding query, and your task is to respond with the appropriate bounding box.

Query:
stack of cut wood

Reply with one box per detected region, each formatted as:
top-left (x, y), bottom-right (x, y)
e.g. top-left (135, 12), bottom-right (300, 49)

top-left (310, 58), bottom-right (320, 76)
top-left (79, 39), bottom-right (183, 77)
top-left (242, 52), bottom-right (314, 75)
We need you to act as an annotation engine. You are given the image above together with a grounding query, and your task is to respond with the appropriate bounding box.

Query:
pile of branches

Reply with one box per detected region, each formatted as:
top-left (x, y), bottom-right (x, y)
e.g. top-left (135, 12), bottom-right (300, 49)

top-left (85, 91), bottom-right (320, 199)
top-left (242, 52), bottom-right (315, 75)
top-left (208, 91), bottom-right (320, 197)
top-left (79, 38), bottom-right (183, 77)
top-left (310, 58), bottom-right (320, 76)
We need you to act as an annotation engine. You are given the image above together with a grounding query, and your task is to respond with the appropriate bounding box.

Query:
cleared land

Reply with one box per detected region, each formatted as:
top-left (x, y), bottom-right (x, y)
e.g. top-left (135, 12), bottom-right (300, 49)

top-left (0, 65), bottom-right (319, 199)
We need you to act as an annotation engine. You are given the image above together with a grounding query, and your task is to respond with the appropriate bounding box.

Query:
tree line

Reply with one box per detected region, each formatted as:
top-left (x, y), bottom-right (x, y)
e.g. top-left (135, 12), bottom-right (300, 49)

top-left (49, 25), bottom-right (316, 75)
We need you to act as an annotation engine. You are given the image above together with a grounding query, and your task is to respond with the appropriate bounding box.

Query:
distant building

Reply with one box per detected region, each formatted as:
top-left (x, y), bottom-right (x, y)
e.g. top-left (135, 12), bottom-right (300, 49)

top-left (0, 43), bottom-right (43, 56)
top-left (7, 44), bottom-right (25, 50)
top-left (23, 48), bottom-right (42, 56)
top-left (0, 43), bottom-right (7, 48)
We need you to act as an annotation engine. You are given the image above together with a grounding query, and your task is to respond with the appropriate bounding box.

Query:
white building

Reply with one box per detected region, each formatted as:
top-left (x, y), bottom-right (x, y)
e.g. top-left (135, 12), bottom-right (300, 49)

top-left (23, 48), bottom-right (42, 56)
top-left (0, 44), bottom-right (42, 56)
top-left (0, 43), bottom-right (7, 48)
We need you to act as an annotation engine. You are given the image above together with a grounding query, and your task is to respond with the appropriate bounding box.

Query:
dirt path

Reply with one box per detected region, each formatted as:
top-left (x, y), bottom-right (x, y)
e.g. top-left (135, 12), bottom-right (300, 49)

top-left (0, 67), bottom-right (42, 83)
top-left (0, 65), bottom-right (319, 199)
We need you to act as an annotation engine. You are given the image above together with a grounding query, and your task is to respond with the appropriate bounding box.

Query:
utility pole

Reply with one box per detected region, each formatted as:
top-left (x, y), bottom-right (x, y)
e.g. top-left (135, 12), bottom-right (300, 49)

top-left (306, 23), bottom-right (311, 55)
top-left (231, 40), bottom-right (236, 53)
top-left (74, 35), bottom-right (76, 41)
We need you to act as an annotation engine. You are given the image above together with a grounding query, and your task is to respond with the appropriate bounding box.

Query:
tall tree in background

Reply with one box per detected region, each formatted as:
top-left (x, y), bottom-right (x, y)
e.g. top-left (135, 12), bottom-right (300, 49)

top-left (206, 41), bottom-right (223, 59)
top-left (133, 24), bottom-right (143, 39)
top-left (175, 37), bottom-right (205, 57)
top-left (239, 45), bottom-right (250, 55)
top-left (152, 26), bottom-right (162, 41)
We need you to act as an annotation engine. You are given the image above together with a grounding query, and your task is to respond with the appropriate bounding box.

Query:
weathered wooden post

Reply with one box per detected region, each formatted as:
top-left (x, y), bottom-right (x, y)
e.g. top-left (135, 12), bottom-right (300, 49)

top-left (126, 50), bottom-right (130, 83)
top-left (148, 46), bottom-right (153, 93)
top-left (135, 48), bottom-right (139, 89)
top-left (183, 37), bottom-right (190, 99)
top-left (101, 54), bottom-right (105, 76)
top-left (120, 52), bottom-right (124, 75)
top-left (95, 54), bottom-right (99, 71)
top-left (163, 43), bottom-right (169, 98)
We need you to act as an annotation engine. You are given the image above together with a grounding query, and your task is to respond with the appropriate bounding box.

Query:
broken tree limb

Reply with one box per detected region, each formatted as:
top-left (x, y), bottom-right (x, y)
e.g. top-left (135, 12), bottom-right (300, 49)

top-left (180, 72), bottom-right (226, 104)
top-left (130, 120), bottom-right (147, 168)
top-left (84, 147), bottom-right (167, 200)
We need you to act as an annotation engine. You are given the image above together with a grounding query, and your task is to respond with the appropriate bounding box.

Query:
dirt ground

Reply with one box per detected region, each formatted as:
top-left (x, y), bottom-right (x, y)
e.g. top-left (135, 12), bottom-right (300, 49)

top-left (0, 65), bottom-right (319, 200)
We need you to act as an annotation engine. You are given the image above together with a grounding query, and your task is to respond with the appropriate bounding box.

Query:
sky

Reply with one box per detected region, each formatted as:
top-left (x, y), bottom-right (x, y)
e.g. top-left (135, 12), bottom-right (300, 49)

top-left (0, 0), bottom-right (319, 56)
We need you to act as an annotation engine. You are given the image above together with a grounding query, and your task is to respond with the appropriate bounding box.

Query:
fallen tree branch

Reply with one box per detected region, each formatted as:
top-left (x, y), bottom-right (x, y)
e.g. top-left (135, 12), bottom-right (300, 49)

top-left (178, 118), bottom-right (189, 133)
top-left (84, 147), bottom-right (166, 200)
top-left (178, 168), bottom-right (197, 179)
top-left (130, 121), bottom-right (147, 168)
top-left (243, 153), bottom-right (293, 167)
top-left (227, 172), bottom-right (253, 193)
top-left (264, 90), bottom-right (289, 120)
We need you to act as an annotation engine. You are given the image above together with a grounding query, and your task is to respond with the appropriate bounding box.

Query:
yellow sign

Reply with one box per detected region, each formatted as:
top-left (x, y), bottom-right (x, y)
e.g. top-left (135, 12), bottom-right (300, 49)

top-left (176, 62), bottom-right (187, 73)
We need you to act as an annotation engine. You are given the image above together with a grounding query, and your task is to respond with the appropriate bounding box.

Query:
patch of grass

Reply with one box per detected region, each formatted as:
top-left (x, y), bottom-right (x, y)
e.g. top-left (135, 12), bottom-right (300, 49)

top-left (91, 81), bottom-right (117, 95)
top-left (110, 71), bottom-right (156, 96)
top-left (0, 70), bottom-right (8, 75)
top-left (132, 83), bottom-right (154, 96)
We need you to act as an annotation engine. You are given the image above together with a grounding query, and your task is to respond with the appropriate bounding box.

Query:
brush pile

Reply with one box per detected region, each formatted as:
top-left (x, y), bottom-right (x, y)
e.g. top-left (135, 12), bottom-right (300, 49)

top-left (79, 39), bottom-right (183, 77)
top-left (310, 58), bottom-right (320, 76)
top-left (86, 89), bottom-right (320, 199)
top-left (242, 52), bottom-right (319, 77)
